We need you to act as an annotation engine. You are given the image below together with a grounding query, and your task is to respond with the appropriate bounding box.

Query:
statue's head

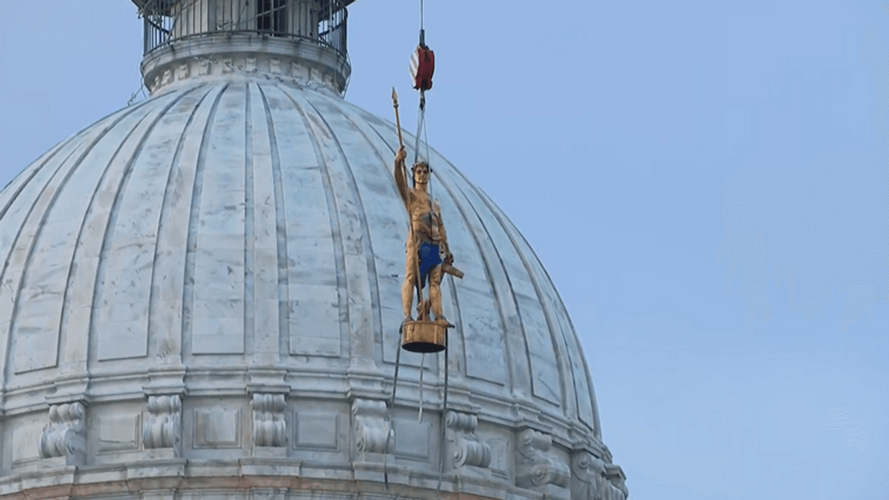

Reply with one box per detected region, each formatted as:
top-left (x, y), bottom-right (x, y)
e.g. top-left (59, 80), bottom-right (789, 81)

top-left (411, 161), bottom-right (430, 186)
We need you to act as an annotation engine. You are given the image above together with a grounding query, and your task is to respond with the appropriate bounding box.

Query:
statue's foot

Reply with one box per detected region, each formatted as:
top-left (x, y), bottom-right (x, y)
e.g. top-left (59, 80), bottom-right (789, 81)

top-left (435, 316), bottom-right (453, 327)
top-left (402, 315), bottom-right (413, 325)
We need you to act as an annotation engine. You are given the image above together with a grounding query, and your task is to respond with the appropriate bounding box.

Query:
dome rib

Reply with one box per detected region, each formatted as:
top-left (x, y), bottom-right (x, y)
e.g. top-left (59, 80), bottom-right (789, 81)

top-left (428, 165), bottom-right (515, 388)
top-left (243, 85), bottom-right (257, 361)
top-left (427, 151), bottom-right (537, 399)
top-left (245, 83), bottom-right (280, 365)
top-left (0, 139), bottom-right (69, 222)
top-left (465, 178), bottom-right (571, 411)
top-left (503, 211), bottom-right (602, 434)
top-left (336, 114), bottom-right (430, 372)
top-left (279, 85), bottom-right (353, 362)
top-left (256, 85), bottom-right (295, 365)
top-left (181, 84), bottom-right (231, 358)
top-left (147, 85), bottom-right (217, 366)
top-left (0, 143), bottom-right (81, 393)
top-left (147, 84), bottom-right (225, 368)
top-left (3, 99), bottom-right (163, 381)
top-left (453, 163), bottom-right (599, 432)
top-left (88, 89), bottom-right (198, 368)
top-left (320, 96), bottom-right (417, 368)
top-left (260, 85), bottom-right (344, 366)
top-left (0, 145), bottom-right (78, 394)
top-left (256, 85), bottom-right (291, 366)
top-left (300, 91), bottom-right (388, 365)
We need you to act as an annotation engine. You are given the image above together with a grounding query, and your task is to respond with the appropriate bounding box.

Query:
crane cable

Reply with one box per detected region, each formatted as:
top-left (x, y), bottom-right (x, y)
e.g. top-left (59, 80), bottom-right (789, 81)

top-left (388, 1), bottom-right (451, 494)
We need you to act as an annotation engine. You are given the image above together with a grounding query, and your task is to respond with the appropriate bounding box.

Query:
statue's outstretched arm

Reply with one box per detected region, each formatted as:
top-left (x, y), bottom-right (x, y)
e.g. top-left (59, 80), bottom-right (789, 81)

top-left (394, 147), bottom-right (409, 205)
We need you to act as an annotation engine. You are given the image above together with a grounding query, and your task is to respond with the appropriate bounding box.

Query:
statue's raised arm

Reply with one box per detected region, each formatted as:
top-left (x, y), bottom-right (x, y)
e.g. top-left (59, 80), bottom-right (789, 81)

top-left (393, 146), bottom-right (409, 207)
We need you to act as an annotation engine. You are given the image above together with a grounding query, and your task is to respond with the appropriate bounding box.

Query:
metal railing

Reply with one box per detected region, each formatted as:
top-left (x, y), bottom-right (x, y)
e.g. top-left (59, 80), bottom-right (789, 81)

top-left (139, 0), bottom-right (347, 57)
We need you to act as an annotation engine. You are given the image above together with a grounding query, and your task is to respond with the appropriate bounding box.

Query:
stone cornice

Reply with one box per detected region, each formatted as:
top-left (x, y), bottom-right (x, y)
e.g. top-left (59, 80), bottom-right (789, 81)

top-left (141, 34), bottom-right (350, 96)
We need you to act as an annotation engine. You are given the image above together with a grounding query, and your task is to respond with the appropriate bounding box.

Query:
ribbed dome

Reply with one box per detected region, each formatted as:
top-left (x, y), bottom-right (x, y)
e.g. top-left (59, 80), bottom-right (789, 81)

top-left (0, 80), bottom-right (623, 499)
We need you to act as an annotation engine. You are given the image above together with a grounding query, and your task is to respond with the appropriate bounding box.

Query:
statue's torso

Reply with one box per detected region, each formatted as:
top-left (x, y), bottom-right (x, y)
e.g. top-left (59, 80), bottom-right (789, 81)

top-left (406, 189), bottom-right (440, 244)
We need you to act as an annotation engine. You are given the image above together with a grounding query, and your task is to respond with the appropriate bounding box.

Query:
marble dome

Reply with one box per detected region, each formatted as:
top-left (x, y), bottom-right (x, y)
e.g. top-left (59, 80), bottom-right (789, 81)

top-left (0, 2), bottom-right (627, 499)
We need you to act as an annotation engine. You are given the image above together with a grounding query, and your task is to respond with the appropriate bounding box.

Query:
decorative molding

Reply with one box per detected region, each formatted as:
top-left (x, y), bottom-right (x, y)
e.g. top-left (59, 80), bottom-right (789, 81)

top-left (605, 463), bottom-right (629, 500)
top-left (294, 411), bottom-right (339, 451)
top-left (252, 393), bottom-right (286, 447)
top-left (393, 419), bottom-right (431, 460)
top-left (97, 414), bottom-right (141, 454)
top-left (39, 402), bottom-right (86, 465)
top-left (143, 395), bottom-right (181, 450)
top-left (144, 52), bottom-right (345, 96)
top-left (516, 429), bottom-right (570, 489)
top-left (291, 62), bottom-right (308, 80)
top-left (571, 452), bottom-right (628, 500)
top-left (194, 408), bottom-right (240, 449)
top-left (445, 411), bottom-right (491, 468)
top-left (351, 399), bottom-right (391, 453)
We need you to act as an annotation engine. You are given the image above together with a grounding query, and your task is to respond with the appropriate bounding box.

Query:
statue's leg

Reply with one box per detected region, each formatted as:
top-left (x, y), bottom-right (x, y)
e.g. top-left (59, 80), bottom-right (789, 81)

top-left (429, 264), bottom-right (445, 322)
top-left (402, 240), bottom-right (417, 319)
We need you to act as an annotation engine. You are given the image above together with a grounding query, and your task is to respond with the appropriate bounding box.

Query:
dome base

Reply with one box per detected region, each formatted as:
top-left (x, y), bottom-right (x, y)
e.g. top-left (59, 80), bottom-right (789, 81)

top-left (141, 33), bottom-right (350, 95)
top-left (0, 459), bottom-right (540, 500)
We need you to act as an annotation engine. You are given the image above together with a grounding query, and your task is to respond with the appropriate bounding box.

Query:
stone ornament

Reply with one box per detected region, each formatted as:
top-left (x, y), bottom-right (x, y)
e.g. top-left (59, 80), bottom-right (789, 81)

top-left (252, 393), bottom-right (287, 447)
top-left (143, 395), bottom-right (182, 449)
top-left (445, 411), bottom-right (491, 468)
top-left (571, 452), bottom-right (628, 500)
top-left (39, 402), bottom-right (86, 464)
top-left (516, 429), bottom-right (570, 489)
top-left (351, 399), bottom-right (391, 453)
top-left (605, 463), bottom-right (630, 500)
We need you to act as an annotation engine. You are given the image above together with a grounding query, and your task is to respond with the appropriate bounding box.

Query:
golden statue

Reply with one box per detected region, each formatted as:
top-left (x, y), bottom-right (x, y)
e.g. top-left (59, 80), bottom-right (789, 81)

top-left (393, 146), bottom-right (461, 324)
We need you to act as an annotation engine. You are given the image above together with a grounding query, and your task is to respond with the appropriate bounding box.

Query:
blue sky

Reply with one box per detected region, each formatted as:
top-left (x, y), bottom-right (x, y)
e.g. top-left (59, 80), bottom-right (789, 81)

top-left (1, 1), bottom-right (887, 499)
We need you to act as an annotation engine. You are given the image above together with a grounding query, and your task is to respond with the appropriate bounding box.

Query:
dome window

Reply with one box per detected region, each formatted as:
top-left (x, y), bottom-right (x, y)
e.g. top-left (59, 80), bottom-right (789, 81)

top-left (257, 0), bottom-right (287, 34)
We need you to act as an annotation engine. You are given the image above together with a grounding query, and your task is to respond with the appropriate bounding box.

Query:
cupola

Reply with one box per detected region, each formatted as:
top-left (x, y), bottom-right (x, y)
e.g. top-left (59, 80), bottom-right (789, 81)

top-left (133, 0), bottom-right (352, 94)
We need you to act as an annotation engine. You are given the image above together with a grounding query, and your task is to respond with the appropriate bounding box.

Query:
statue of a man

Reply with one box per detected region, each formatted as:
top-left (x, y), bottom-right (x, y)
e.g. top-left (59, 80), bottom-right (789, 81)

top-left (394, 146), bottom-right (452, 324)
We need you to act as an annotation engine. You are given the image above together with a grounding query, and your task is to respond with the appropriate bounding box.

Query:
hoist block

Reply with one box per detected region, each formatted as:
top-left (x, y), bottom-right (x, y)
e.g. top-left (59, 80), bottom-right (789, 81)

top-left (411, 46), bottom-right (435, 91)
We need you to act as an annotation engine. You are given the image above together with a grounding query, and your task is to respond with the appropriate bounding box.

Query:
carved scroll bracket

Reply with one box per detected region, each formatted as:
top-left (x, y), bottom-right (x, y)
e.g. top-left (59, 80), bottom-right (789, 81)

top-left (252, 393), bottom-right (287, 447)
top-left (571, 451), bottom-right (628, 500)
top-left (605, 463), bottom-right (629, 500)
top-left (39, 402), bottom-right (86, 465)
top-left (516, 429), bottom-right (570, 490)
top-left (143, 395), bottom-right (182, 451)
top-left (352, 399), bottom-right (392, 454)
top-left (445, 411), bottom-right (491, 469)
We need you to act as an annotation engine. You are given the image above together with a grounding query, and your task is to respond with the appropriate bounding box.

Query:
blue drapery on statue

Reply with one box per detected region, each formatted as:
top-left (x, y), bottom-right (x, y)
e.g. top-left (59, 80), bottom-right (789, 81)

top-left (417, 242), bottom-right (442, 288)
